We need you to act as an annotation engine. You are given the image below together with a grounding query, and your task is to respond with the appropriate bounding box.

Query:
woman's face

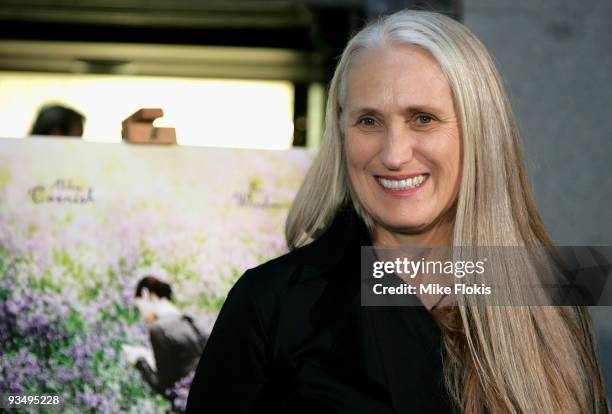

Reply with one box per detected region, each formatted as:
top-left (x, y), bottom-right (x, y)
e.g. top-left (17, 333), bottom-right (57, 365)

top-left (343, 44), bottom-right (461, 243)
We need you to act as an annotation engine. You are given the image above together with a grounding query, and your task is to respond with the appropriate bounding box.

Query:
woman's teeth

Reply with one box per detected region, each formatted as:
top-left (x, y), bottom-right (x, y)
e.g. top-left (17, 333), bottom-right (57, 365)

top-left (377, 174), bottom-right (427, 190)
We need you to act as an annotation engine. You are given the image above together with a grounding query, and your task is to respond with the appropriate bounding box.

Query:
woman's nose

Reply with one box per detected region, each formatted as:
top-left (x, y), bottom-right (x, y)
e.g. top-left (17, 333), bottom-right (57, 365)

top-left (379, 125), bottom-right (415, 170)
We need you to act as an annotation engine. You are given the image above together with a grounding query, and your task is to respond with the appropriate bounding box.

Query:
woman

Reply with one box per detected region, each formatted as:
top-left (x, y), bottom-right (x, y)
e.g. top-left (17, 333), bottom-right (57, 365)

top-left (186, 10), bottom-right (609, 414)
top-left (124, 276), bottom-right (208, 406)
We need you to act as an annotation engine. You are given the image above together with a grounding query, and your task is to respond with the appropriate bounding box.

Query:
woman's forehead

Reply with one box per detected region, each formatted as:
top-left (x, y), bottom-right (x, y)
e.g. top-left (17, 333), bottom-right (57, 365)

top-left (344, 44), bottom-right (453, 113)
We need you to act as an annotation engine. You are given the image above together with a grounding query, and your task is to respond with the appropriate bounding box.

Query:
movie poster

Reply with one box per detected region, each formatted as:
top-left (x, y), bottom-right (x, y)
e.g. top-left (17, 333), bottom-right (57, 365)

top-left (0, 138), bottom-right (312, 413)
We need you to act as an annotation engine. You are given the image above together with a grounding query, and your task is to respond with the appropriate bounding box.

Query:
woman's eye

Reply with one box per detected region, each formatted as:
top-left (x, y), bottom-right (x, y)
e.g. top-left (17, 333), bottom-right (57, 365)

top-left (416, 115), bottom-right (433, 124)
top-left (358, 117), bottom-right (377, 127)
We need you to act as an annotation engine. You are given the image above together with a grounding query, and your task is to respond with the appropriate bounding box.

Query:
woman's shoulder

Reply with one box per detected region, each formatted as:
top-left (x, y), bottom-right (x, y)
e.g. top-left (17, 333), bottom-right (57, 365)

top-left (235, 238), bottom-right (328, 296)
top-left (228, 207), bottom-right (367, 313)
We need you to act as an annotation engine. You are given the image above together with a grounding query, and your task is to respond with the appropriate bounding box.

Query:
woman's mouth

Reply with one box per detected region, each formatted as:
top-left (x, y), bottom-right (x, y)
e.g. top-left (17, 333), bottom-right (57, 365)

top-left (375, 174), bottom-right (429, 191)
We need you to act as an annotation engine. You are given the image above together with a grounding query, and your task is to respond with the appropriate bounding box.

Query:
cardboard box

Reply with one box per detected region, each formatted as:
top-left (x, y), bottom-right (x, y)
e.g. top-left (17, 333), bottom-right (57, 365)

top-left (121, 108), bottom-right (176, 144)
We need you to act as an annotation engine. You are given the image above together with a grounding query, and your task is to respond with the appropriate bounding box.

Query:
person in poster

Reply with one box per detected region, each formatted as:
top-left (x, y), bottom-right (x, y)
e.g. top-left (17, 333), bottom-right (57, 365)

top-left (125, 276), bottom-right (207, 411)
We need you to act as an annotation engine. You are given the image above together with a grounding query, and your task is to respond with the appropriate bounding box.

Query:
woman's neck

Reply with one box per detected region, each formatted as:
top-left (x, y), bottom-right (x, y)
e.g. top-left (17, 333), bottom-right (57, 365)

top-left (371, 217), bottom-right (455, 311)
top-left (372, 219), bottom-right (453, 247)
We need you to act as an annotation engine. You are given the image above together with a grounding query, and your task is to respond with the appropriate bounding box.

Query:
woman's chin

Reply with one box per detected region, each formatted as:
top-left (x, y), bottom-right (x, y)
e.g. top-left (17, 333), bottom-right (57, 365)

top-left (376, 218), bottom-right (431, 236)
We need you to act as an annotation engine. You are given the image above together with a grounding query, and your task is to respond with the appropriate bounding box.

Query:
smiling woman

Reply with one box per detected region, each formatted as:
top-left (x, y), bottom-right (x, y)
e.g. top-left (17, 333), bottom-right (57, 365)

top-left (343, 44), bottom-right (461, 247)
top-left (186, 9), bottom-right (610, 414)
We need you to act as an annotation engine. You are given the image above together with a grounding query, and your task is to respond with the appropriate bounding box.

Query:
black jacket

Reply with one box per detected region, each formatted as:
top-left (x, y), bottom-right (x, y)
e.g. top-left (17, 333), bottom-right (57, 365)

top-left (186, 208), bottom-right (454, 413)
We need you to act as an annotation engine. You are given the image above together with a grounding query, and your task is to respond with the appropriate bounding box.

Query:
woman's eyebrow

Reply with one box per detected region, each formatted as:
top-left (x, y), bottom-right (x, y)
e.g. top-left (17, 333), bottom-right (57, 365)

top-left (401, 104), bottom-right (445, 115)
top-left (347, 107), bottom-right (384, 119)
top-left (348, 104), bottom-right (446, 119)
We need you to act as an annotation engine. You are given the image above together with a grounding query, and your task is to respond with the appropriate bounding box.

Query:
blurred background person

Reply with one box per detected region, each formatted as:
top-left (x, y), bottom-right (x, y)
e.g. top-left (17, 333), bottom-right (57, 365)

top-left (29, 103), bottom-right (85, 137)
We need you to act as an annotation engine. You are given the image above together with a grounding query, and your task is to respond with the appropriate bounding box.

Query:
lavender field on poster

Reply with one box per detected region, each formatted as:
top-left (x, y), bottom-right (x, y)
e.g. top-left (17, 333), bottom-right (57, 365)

top-left (0, 138), bottom-right (312, 413)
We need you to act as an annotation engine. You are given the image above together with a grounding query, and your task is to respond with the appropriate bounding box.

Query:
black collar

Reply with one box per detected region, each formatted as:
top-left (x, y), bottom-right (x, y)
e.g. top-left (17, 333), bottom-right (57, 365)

top-left (295, 206), bottom-right (370, 283)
